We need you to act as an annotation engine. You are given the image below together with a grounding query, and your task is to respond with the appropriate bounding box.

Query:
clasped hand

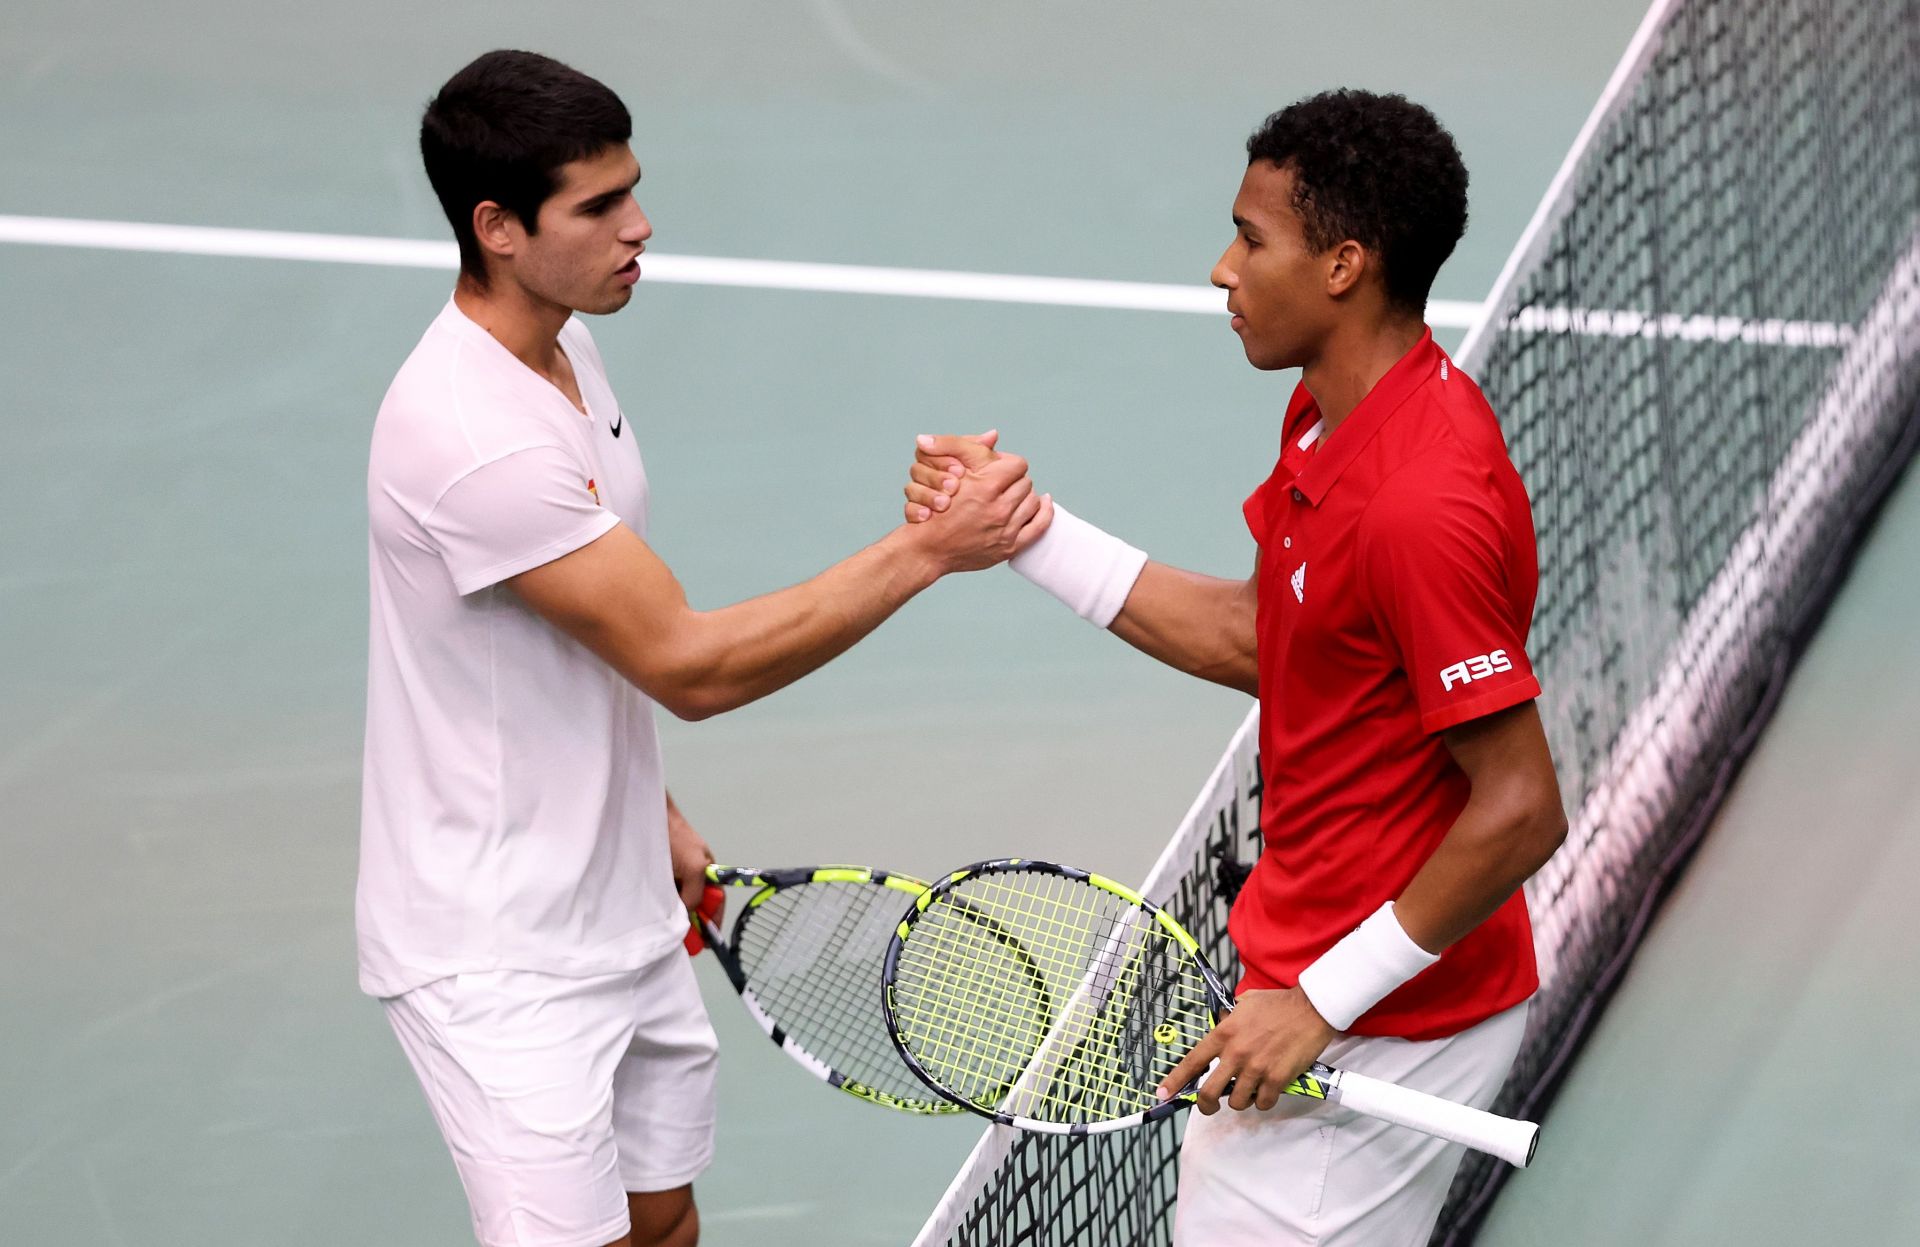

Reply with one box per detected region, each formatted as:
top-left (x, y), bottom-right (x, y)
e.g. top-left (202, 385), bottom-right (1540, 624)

top-left (899, 429), bottom-right (1053, 571)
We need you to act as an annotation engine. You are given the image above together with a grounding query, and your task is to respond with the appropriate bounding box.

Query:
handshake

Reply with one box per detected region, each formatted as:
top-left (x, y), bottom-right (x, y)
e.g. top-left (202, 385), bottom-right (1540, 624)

top-left (895, 430), bottom-right (1056, 575)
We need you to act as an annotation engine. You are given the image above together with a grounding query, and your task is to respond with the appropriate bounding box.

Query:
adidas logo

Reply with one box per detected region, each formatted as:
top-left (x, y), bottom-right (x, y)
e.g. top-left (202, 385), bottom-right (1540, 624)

top-left (1290, 562), bottom-right (1306, 603)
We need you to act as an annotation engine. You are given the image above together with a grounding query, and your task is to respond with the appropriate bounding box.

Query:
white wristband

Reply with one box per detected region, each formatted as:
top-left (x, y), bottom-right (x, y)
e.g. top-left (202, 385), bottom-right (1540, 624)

top-left (1007, 503), bottom-right (1148, 627)
top-left (1296, 902), bottom-right (1440, 1032)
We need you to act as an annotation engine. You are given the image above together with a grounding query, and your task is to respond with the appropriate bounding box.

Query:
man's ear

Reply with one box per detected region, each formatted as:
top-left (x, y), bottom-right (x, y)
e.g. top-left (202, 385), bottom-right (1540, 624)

top-left (471, 200), bottom-right (519, 264)
top-left (1325, 239), bottom-right (1370, 300)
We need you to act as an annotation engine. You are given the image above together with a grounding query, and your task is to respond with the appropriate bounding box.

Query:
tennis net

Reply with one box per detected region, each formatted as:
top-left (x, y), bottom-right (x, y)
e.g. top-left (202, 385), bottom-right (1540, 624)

top-left (914, 0), bottom-right (1920, 1243)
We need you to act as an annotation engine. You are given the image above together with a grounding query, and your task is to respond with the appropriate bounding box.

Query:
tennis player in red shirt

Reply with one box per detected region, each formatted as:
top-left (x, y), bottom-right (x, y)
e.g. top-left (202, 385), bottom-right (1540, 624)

top-left (907, 90), bottom-right (1567, 1244)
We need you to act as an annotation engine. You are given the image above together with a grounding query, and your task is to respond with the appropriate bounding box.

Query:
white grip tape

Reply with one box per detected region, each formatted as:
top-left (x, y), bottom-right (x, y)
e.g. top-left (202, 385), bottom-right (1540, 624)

top-left (1296, 901), bottom-right (1439, 1032)
top-left (1328, 1068), bottom-right (1540, 1168)
top-left (1007, 503), bottom-right (1148, 627)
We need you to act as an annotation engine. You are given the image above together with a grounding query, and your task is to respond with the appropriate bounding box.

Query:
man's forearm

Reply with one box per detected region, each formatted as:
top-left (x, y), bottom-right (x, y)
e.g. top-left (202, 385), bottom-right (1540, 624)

top-left (911, 450), bottom-right (1255, 691)
top-left (648, 529), bottom-right (941, 720)
top-left (1392, 780), bottom-right (1566, 953)
top-left (1106, 562), bottom-right (1259, 694)
top-left (1295, 781), bottom-right (1561, 1032)
top-left (518, 452), bottom-right (1043, 720)
top-left (1295, 702), bottom-right (1564, 1031)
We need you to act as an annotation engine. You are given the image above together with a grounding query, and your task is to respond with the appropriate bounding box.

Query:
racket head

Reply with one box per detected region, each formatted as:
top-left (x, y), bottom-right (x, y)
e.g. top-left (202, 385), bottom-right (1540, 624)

top-left (882, 858), bottom-right (1233, 1134)
top-left (702, 864), bottom-right (963, 1115)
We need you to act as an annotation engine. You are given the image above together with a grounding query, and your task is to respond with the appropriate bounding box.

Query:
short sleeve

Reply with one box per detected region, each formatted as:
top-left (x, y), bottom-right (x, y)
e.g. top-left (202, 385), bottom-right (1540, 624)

top-left (423, 445), bottom-right (619, 595)
top-left (1244, 472), bottom-right (1280, 544)
top-left (1358, 469), bottom-right (1540, 733)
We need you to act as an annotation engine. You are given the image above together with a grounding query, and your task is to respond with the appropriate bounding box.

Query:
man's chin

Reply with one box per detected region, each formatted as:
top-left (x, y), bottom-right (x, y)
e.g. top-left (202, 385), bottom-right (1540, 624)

top-left (577, 286), bottom-right (635, 316)
top-left (1242, 341), bottom-right (1293, 372)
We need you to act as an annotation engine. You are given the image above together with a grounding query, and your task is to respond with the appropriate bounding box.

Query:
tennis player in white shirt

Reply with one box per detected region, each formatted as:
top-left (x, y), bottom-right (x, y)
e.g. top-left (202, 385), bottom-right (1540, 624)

top-left (361, 49), bottom-right (1051, 1247)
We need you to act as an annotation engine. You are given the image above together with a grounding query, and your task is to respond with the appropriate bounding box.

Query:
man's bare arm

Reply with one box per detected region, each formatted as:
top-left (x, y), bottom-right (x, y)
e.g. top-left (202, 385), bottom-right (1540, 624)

top-left (1394, 700), bottom-right (1568, 951)
top-left (512, 455), bottom-right (1048, 721)
top-left (1158, 699), bottom-right (1564, 1112)
top-left (908, 435), bottom-right (1258, 695)
top-left (663, 790), bottom-right (715, 909)
top-left (1105, 561), bottom-right (1258, 694)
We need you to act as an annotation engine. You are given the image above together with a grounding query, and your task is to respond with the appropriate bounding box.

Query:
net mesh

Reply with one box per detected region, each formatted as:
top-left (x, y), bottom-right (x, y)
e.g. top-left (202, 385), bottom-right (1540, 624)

top-left (914, 0), bottom-right (1920, 1242)
top-left (913, 718), bottom-right (1263, 1244)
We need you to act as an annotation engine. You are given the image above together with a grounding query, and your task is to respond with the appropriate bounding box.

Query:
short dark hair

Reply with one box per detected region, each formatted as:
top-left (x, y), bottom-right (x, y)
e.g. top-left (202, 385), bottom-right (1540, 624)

top-left (1246, 90), bottom-right (1468, 316)
top-left (420, 50), bottom-right (633, 286)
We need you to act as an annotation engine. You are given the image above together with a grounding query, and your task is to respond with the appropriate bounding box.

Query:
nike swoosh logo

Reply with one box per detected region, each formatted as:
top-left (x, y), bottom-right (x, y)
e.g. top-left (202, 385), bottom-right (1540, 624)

top-left (611, 410), bottom-right (623, 438)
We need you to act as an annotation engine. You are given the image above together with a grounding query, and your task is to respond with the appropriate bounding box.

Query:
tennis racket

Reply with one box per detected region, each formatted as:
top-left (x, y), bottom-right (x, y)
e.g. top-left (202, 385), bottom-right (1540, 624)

top-left (695, 864), bottom-right (962, 1114)
top-left (881, 858), bottom-right (1540, 1167)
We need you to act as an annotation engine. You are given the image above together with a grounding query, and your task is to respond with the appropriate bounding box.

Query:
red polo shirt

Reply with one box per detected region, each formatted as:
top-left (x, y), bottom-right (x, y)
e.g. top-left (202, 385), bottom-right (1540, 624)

top-left (1234, 329), bottom-right (1541, 1041)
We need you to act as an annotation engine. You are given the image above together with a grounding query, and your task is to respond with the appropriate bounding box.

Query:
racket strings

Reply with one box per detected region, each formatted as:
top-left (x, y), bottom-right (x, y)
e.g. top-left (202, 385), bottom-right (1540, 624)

top-left (894, 874), bottom-right (1162, 1117)
top-left (891, 870), bottom-right (1216, 1124)
top-left (734, 882), bottom-right (942, 1106)
top-left (891, 897), bottom-right (1056, 1094)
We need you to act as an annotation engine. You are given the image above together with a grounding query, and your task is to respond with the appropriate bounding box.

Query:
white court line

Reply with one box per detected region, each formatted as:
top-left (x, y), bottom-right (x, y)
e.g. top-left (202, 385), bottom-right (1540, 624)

top-left (0, 214), bottom-right (1857, 345)
top-left (0, 213), bottom-right (1484, 325)
top-left (1456, 0), bottom-right (1683, 363)
top-left (701, 1201), bottom-right (821, 1224)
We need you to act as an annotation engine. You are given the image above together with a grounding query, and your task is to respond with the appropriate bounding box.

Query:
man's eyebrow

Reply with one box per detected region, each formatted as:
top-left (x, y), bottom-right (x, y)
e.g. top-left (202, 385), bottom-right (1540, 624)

top-left (579, 170), bottom-right (642, 212)
top-left (1232, 213), bottom-right (1257, 233)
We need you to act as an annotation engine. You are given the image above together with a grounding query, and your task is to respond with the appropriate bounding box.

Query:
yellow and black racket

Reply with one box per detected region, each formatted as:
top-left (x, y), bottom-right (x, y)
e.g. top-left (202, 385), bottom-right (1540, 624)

top-left (696, 864), bottom-right (964, 1114)
top-left (881, 858), bottom-right (1539, 1166)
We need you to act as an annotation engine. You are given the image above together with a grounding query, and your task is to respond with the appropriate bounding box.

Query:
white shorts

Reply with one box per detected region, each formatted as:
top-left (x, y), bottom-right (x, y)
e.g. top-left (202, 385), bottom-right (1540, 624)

top-left (383, 950), bottom-right (720, 1247)
top-left (1174, 1001), bottom-right (1528, 1247)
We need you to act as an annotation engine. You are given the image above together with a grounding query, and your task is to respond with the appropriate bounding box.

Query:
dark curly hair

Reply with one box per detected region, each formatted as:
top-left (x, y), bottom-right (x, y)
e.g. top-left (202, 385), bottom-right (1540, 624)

top-left (421, 51), bottom-right (632, 287)
top-left (1247, 90), bottom-right (1468, 316)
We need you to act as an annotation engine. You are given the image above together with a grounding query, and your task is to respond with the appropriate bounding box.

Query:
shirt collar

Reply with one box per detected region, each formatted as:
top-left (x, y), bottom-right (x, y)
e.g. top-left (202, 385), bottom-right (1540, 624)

top-left (1289, 328), bottom-right (1443, 506)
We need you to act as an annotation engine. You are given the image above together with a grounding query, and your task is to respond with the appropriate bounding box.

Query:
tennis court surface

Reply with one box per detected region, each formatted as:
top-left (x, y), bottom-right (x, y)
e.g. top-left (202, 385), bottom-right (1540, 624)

top-left (4, 1), bottom-right (1916, 1244)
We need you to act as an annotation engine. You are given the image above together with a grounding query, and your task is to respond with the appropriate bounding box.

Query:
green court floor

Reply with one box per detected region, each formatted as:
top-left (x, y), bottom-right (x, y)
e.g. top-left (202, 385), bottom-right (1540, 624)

top-left (18, 2), bottom-right (1889, 1244)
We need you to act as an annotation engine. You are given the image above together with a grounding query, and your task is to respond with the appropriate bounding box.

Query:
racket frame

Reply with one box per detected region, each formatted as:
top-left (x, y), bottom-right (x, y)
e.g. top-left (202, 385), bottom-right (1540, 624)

top-left (702, 863), bottom-right (965, 1115)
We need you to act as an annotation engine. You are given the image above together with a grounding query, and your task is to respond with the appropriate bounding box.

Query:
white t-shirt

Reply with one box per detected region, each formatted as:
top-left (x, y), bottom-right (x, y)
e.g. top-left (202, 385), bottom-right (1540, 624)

top-left (357, 299), bottom-right (683, 998)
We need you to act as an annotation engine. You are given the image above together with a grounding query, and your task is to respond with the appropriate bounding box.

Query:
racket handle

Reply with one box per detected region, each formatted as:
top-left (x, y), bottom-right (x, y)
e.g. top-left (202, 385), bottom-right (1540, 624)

top-left (1326, 1068), bottom-right (1539, 1168)
top-left (684, 884), bottom-right (726, 956)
